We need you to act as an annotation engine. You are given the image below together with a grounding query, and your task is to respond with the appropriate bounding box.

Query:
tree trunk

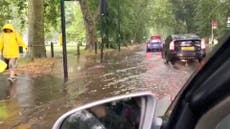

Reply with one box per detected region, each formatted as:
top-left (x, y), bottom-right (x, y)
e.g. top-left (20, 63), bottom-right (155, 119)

top-left (79, 0), bottom-right (97, 51)
top-left (28, 0), bottom-right (46, 58)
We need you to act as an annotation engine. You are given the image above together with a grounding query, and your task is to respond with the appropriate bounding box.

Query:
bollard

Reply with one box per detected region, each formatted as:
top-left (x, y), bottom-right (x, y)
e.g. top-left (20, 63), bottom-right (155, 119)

top-left (95, 42), bottom-right (97, 54)
top-left (51, 42), bottom-right (54, 58)
top-left (77, 44), bottom-right (80, 55)
top-left (19, 46), bottom-right (23, 54)
top-left (100, 38), bottom-right (104, 63)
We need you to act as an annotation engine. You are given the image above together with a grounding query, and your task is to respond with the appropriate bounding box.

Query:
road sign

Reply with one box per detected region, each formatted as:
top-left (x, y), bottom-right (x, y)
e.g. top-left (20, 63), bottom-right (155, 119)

top-left (212, 20), bottom-right (218, 29)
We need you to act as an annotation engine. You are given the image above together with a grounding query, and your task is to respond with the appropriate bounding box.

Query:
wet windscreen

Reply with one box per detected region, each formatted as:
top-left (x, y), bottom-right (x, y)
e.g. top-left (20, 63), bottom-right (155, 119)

top-left (60, 97), bottom-right (141, 129)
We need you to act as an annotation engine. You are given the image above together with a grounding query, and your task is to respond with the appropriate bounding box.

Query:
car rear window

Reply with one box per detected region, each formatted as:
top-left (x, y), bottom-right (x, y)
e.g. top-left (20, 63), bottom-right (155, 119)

top-left (172, 34), bottom-right (200, 40)
top-left (175, 40), bottom-right (201, 46)
top-left (150, 40), bottom-right (161, 44)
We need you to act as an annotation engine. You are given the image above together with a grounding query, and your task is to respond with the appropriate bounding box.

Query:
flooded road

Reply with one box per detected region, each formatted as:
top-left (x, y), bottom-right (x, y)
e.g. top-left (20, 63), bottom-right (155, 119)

top-left (0, 45), bottom-right (199, 129)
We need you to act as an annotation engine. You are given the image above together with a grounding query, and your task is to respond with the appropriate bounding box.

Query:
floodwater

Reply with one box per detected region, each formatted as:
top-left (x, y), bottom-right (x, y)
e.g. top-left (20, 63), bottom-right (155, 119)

top-left (0, 45), bottom-right (199, 129)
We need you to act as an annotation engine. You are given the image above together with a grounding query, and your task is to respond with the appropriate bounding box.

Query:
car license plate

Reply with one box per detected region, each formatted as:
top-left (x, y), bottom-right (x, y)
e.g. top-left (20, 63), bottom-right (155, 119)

top-left (181, 47), bottom-right (195, 51)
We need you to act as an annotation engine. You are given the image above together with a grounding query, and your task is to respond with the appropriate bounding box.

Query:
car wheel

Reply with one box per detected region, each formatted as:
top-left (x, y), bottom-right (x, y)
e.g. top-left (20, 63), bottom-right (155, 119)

top-left (170, 59), bottom-right (176, 65)
top-left (164, 56), bottom-right (170, 64)
top-left (198, 58), bottom-right (203, 63)
top-left (165, 59), bottom-right (169, 64)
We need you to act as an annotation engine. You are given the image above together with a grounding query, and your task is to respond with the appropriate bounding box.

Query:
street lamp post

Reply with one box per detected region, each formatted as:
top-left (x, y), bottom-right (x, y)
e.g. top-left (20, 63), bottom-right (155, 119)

top-left (100, 0), bottom-right (107, 62)
top-left (61, 0), bottom-right (68, 82)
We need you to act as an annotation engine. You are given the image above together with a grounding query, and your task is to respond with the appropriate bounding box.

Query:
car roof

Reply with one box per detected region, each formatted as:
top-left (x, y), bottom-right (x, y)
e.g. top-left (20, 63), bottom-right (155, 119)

top-left (171, 34), bottom-right (200, 40)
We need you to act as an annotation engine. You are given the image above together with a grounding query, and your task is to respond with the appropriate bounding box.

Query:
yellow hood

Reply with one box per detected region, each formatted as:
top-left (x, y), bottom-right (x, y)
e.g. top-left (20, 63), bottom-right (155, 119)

top-left (2, 24), bottom-right (15, 32)
top-left (0, 23), bottom-right (27, 58)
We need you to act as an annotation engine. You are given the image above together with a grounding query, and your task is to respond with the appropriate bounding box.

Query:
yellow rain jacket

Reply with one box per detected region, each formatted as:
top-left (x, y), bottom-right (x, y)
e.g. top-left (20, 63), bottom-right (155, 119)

top-left (0, 24), bottom-right (27, 59)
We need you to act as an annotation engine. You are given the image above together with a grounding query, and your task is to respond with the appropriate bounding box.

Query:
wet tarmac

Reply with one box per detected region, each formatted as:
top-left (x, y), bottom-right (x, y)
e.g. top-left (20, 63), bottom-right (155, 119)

top-left (0, 45), bottom-right (199, 129)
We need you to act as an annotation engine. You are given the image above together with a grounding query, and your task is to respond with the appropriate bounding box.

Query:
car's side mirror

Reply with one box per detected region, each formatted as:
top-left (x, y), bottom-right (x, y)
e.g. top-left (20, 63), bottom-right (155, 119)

top-left (52, 92), bottom-right (156, 129)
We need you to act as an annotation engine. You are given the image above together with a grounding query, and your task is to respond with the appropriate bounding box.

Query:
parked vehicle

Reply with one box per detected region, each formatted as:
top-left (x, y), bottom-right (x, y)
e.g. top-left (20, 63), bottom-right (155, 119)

top-left (146, 35), bottom-right (162, 52)
top-left (162, 34), bottom-right (206, 64)
top-left (52, 35), bottom-right (230, 129)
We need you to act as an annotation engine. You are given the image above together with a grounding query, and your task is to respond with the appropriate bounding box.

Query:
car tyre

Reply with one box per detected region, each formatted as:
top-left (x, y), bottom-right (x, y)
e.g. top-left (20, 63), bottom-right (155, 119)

top-left (164, 56), bottom-right (170, 64)
top-left (164, 60), bottom-right (169, 64)
top-left (198, 58), bottom-right (203, 63)
top-left (170, 59), bottom-right (176, 65)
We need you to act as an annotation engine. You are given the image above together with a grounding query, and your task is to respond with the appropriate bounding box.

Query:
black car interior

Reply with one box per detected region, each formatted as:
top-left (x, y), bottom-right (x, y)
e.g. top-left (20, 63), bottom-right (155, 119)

top-left (195, 97), bottom-right (230, 129)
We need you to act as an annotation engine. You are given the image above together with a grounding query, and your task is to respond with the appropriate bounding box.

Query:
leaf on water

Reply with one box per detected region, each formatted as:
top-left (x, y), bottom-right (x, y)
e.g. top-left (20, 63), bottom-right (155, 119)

top-left (17, 124), bottom-right (30, 129)
top-left (17, 58), bottom-right (59, 77)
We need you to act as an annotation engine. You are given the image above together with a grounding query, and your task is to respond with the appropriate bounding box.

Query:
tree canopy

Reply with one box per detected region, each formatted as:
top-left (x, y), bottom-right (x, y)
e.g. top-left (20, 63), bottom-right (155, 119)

top-left (0, 0), bottom-right (229, 54)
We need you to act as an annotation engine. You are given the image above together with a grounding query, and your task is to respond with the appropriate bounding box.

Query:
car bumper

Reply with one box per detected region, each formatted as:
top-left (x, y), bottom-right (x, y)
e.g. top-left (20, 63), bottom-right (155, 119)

top-left (171, 51), bottom-right (206, 60)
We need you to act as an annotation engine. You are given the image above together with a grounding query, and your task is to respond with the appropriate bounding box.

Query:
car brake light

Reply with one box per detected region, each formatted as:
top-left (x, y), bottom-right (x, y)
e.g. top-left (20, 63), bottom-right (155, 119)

top-left (169, 41), bottom-right (175, 50)
top-left (201, 40), bottom-right (206, 49)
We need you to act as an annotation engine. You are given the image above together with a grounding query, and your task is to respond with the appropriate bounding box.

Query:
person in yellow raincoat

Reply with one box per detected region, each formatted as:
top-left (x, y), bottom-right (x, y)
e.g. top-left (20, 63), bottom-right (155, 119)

top-left (0, 24), bottom-right (28, 81)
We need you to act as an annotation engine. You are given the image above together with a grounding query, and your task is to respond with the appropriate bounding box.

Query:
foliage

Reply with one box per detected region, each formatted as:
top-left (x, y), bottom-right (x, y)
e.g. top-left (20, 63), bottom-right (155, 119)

top-left (0, 0), bottom-right (229, 51)
top-left (44, 0), bottom-right (60, 31)
top-left (102, 0), bottom-right (153, 47)
top-left (194, 0), bottom-right (230, 37)
top-left (0, 0), bottom-right (28, 32)
top-left (148, 0), bottom-right (178, 39)
top-left (65, 1), bottom-right (86, 45)
top-left (170, 0), bottom-right (199, 33)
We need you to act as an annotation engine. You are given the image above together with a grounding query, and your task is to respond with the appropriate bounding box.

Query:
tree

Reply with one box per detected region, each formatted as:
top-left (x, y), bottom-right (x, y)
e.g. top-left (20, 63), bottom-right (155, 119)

top-left (65, 2), bottom-right (86, 44)
top-left (170, 0), bottom-right (199, 33)
top-left (28, 0), bottom-right (46, 58)
top-left (44, 0), bottom-right (61, 33)
top-left (194, 0), bottom-right (230, 37)
top-left (0, 0), bottom-right (28, 31)
top-left (79, 0), bottom-right (100, 50)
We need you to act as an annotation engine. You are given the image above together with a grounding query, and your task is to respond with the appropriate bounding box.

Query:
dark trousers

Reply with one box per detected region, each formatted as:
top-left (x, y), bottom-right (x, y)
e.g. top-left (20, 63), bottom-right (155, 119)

top-left (4, 58), bottom-right (9, 69)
